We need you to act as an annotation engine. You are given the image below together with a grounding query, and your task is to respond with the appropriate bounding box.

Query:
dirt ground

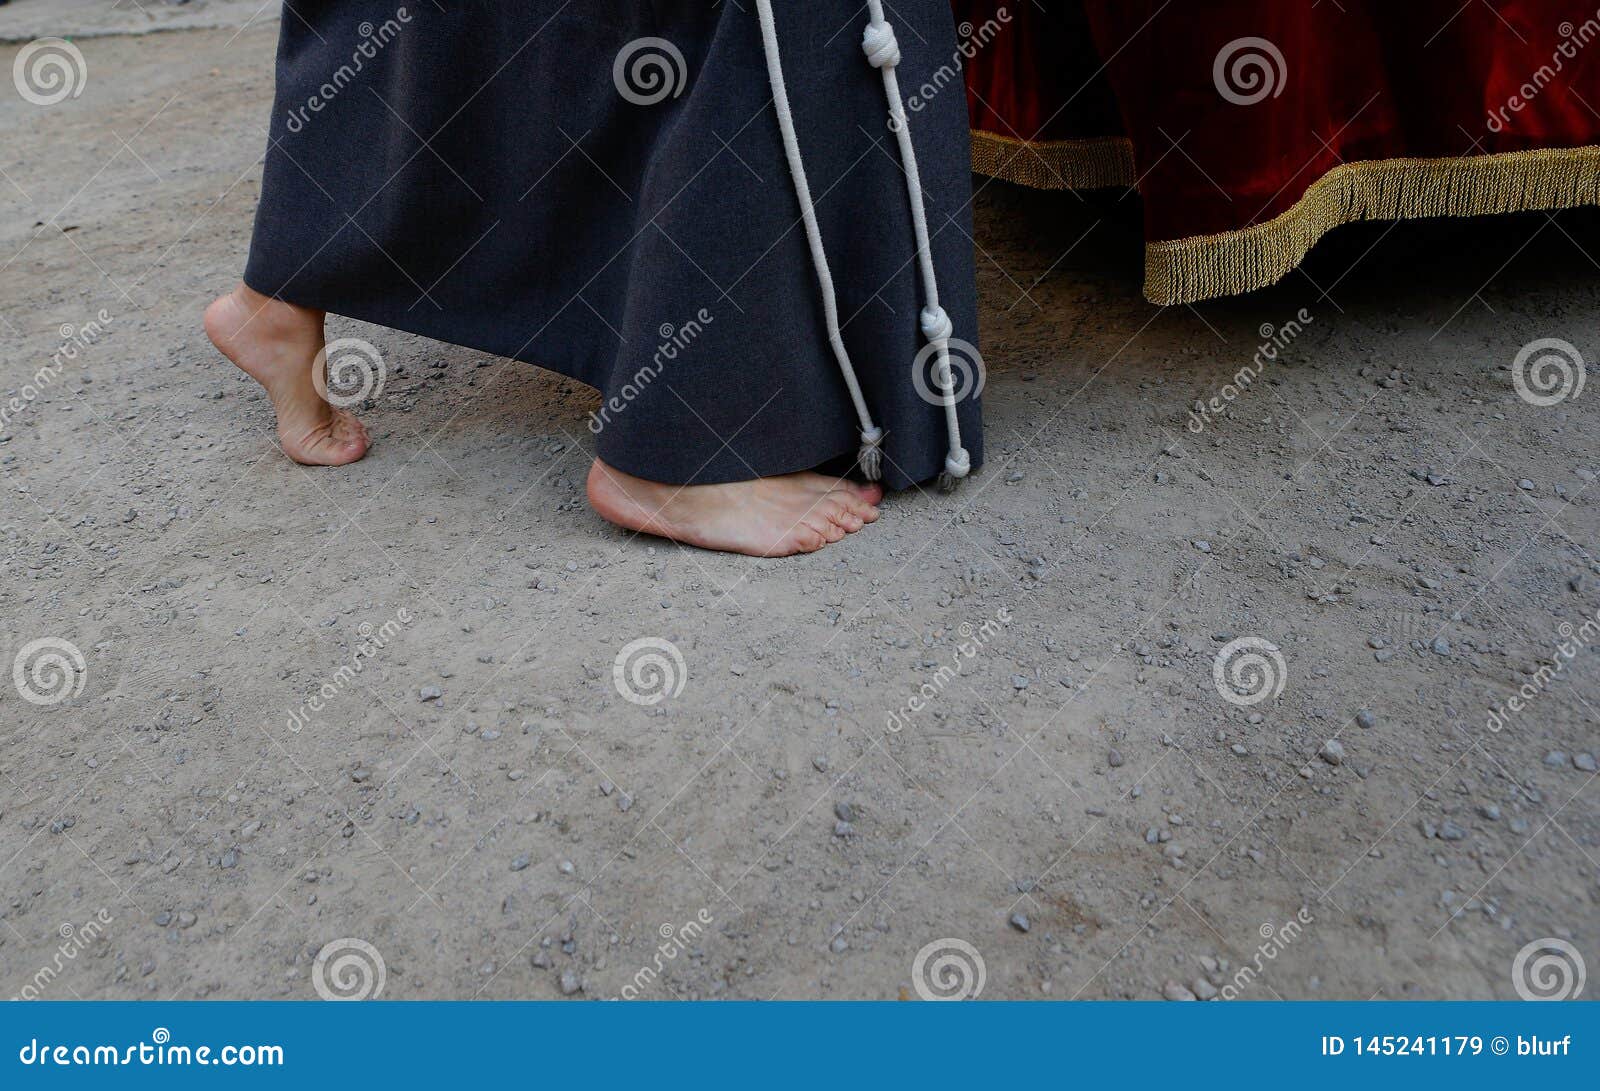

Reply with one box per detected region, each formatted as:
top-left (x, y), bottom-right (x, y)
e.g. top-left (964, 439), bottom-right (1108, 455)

top-left (1, 5), bottom-right (1596, 1002)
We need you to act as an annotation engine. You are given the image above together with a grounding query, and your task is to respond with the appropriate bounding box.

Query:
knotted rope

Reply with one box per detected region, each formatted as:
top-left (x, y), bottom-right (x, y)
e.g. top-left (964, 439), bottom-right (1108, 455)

top-left (753, 0), bottom-right (884, 481)
top-left (753, 0), bottom-right (972, 489)
top-left (861, 2), bottom-right (971, 490)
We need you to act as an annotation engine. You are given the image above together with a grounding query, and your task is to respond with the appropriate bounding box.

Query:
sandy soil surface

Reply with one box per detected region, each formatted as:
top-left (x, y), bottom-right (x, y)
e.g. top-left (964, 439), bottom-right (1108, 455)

top-left (1, 8), bottom-right (1596, 1002)
top-left (0, 0), bottom-right (272, 42)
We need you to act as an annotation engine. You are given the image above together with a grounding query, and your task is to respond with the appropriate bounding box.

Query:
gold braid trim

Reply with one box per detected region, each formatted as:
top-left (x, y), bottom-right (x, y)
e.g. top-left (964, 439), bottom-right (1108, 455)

top-left (1148, 145), bottom-right (1600, 305)
top-left (970, 129), bottom-right (1135, 191)
top-left (972, 135), bottom-right (1600, 305)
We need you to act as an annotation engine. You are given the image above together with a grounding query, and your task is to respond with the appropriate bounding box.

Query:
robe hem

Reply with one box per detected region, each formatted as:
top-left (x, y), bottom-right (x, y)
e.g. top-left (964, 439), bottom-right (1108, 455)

top-left (239, 277), bottom-right (960, 491)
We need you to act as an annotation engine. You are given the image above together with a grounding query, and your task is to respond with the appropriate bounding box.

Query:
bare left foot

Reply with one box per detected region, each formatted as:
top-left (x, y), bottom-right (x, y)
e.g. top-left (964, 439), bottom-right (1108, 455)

top-left (586, 458), bottom-right (882, 556)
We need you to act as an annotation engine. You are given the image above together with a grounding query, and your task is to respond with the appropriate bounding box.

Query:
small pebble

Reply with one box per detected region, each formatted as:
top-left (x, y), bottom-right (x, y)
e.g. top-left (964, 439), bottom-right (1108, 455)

top-left (1009, 913), bottom-right (1030, 933)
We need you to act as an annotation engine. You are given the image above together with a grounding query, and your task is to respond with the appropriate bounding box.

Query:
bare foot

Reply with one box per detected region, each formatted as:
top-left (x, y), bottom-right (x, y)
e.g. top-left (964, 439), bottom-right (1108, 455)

top-left (204, 283), bottom-right (370, 466)
top-left (586, 458), bottom-right (883, 557)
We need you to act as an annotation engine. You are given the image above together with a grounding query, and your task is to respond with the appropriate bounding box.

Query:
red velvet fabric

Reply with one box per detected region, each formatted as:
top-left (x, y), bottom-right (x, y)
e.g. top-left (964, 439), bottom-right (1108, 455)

top-left (957, 1), bottom-right (1600, 241)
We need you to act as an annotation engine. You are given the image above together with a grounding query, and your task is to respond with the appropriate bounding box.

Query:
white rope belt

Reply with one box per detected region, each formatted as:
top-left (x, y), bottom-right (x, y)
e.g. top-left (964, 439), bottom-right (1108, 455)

top-left (753, 0), bottom-right (972, 490)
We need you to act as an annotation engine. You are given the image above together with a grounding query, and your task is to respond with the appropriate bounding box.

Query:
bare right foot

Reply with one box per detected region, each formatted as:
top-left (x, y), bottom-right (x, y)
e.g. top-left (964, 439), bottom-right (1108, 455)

top-left (586, 458), bottom-right (883, 557)
top-left (204, 283), bottom-right (370, 466)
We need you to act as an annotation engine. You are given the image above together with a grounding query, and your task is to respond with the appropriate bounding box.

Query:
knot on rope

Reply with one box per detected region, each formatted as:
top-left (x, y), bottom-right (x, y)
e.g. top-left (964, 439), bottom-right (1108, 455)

top-left (939, 447), bottom-right (972, 492)
top-left (858, 426), bottom-right (886, 481)
top-left (919, 305), bottom-right (953, 344)
top-left (861, 22), bottom-right (901, 69)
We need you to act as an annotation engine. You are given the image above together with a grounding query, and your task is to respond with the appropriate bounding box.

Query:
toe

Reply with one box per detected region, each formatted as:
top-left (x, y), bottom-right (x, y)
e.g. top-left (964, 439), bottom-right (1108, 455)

top-left (283, 414), bottom-right (370, 466)
top-left (848, 481), bottom-right (886, 506)
top-left (807, 513), bottom-right (846, 544)
top-left (838, 492), bottom-right (880, 523)
top-left (821, 499), bottom-right (863, 534)
top-left (320, 437), bottom-right (368, 466)
top-left (780, 527), bottom-right (828, 555)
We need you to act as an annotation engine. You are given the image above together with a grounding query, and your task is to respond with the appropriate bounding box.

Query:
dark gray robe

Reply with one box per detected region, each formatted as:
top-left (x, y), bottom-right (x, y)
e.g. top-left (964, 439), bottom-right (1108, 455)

top-left (245, 1), bottom-right (981, 488)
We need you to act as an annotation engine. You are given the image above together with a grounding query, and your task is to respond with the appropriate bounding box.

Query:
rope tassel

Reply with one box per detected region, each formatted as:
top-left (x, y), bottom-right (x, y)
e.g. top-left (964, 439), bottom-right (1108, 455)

top-left (862, 2), bottom-right (971, 490)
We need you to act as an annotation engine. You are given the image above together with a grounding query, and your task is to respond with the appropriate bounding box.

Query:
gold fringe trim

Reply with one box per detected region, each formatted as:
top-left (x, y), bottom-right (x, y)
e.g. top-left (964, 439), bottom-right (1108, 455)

top-left (970, 129), bottom-right (1135, 191)
top-left (1146, 145), bottom-right (1600, 305)
top-left (971, 134), bottom-right (1600, 305)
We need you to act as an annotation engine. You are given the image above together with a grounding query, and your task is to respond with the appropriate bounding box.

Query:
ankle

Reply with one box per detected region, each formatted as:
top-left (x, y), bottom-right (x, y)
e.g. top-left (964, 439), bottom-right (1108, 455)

top-left (228, 283), bottom-right (324, 340)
